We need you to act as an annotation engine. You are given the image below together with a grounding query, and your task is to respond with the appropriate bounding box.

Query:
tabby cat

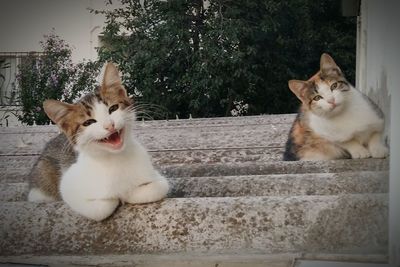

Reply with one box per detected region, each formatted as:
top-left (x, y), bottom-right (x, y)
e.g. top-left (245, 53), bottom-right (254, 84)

top-left (28, 62), bottom-right (169, 221)
top-left (284, 53), bottom-right (389, 161)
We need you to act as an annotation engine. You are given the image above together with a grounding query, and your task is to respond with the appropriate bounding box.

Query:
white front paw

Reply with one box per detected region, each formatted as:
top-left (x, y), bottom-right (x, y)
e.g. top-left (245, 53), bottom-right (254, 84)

top-left (124, 179), bottom-right (169, 204)
top-left (349, 146), bottom-right (371, 159)
top-left (370, 144), bottom-right (389, 158)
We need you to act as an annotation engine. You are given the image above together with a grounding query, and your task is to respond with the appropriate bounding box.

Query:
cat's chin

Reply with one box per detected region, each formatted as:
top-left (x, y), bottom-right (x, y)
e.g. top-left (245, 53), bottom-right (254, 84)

top-left (97, 128), bottom-right (125, 151)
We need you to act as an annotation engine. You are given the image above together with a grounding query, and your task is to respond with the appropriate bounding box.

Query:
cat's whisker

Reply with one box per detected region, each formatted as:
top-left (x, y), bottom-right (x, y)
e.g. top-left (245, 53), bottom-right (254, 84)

top-left (129, 102), bottom-right (170, 120)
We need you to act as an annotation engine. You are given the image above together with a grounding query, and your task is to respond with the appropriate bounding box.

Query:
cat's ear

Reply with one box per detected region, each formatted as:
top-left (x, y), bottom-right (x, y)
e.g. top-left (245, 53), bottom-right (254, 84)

top-left (101, 62), bottom-right (122, 88)
top-left (288, 80), bottom-right (309, 103)
top-left (100, 62), bottom-right (130, 102)
top-left (320, 53), bottom-right (342, 77)
top-left (43, 99), bottom-right (73, 125)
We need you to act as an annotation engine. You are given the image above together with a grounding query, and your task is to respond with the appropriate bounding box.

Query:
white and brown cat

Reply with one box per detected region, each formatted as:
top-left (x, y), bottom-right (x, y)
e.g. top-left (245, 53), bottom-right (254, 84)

top-left (28, 62), bottom-right (169, 221)
top-left (284, 53), bottom-right (389, 161)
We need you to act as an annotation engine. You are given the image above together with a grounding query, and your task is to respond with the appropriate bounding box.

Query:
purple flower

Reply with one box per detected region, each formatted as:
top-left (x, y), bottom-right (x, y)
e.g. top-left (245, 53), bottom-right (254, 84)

top-left (35, 106), bottom-right (41, 112)
top-left (50, 73), bottom-right (58, 86)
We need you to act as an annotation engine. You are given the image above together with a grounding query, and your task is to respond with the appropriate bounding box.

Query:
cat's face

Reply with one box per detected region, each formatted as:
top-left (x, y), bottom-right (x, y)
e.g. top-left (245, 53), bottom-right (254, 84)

top-left (288, 53), bottom-right (351, 118)
top-left (43, 62), bottom-right (134, 154)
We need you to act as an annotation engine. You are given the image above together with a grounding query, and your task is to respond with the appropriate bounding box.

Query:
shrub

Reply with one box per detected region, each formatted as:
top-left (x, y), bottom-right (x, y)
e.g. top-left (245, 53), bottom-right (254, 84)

top-left (96, 0), bottom-right (356, 118)
top-left (17, 33), bottom-right (101, 125)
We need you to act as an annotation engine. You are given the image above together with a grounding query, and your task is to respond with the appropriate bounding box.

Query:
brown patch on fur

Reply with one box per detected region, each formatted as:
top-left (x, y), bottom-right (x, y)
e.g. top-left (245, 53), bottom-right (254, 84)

top-left (98, 62), bottom-right (133, 108)
top-left (288, 80), bottom-right (321, 111)
top-left (44, 100), bottom-right (93, 145)
top-left (284, 111), bottom-right (350, 161)
top-left (309, 70), bottom-right (348, 89)
top-left (98, 84), bottom-right (132, 109)
top-left (29, 134), bottom-right (76, 199)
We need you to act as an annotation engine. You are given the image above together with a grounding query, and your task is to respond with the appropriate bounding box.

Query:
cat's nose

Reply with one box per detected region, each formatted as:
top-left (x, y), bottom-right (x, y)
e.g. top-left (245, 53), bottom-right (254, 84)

top-left (104, 121), bottom-right (115, 132)
top-left (327, 99), bottom-right (336, 107)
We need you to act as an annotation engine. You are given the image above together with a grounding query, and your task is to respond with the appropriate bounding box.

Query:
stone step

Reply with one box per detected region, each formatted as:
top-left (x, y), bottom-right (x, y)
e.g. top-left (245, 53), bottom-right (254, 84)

top-left (160, 159), bottom-right (389, 178)
top-left (0, 171), bottom-right (388, 202)
top-left (0, 157), bottom-right (389, 183)
top-left (0, 252), bottom-right (388, 267)
top-left (0, 194), bottom-right (388, 256)
top-left (0, 147), bottom-right (284, 182)
top-left (0, 124), bottom-right (290, 155)
top-left (0, 114), bottom-right (295, 134)
top-left (0, 120), bottom-right (292, 135)
top-left (0, 114), bottom-right (390, 264)
top-left (0, 146), bottom-right (284, 166)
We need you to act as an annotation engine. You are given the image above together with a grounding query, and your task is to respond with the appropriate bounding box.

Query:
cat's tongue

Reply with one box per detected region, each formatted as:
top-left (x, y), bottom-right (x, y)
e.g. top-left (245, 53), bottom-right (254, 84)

top-left (101, 131), bottom-right (123, 149)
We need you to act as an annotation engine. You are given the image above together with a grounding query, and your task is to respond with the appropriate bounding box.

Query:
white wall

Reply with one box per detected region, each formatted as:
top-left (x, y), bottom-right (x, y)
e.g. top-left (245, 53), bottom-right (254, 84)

top-left (357, 0), bottom-right (400, 266)
top-left (0, 0), bottom-right (120, 62)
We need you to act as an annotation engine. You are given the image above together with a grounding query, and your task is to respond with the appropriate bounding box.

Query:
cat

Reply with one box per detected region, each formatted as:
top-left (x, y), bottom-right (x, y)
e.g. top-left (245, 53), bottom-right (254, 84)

top-left (283, 53), bottom-right (389, 161)
top-left (28, 62), bottom-right (169, 221)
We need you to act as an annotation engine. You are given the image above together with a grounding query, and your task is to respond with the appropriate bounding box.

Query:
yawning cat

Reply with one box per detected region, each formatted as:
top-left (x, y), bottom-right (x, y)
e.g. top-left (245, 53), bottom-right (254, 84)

top-left (28, 62), bottom-right (169, 221)
top-left (284, 53), bottom-right (389, 161)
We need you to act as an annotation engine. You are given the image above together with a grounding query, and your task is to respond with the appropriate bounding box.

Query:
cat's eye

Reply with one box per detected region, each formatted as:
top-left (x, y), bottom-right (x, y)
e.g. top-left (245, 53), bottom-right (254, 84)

top-left (313, 95), bottom-right (323, 101)
top-left (330, 82), bottom-right (338, 90)
top-left (109, 104), bottom-right (119, 114)
top-left (83, 119), bottom-right (97, 127)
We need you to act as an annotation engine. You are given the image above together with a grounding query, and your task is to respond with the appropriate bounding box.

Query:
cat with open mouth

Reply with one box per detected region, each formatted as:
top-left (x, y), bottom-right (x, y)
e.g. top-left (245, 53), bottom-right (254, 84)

top-left (28, 62), bottom-right (169, 221)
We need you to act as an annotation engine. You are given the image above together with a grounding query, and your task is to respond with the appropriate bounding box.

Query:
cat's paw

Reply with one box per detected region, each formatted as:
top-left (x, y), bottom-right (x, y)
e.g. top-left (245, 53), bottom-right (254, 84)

top-left (123, 179), bottom-right (169, 204)
top-left (348, 146), bottom-right (371, 159)
top-left (369, 144), bottom-right (389, 158)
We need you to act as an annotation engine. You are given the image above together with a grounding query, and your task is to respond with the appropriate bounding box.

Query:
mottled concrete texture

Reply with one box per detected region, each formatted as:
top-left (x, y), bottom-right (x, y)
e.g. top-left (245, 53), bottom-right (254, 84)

top-left (0, 125), bottom-right (289, 155)
top-left (0, 194), bottom-right (388, 256)
top-left (0, 115), bottom-right (293, 156)
top-left (0, 156), bottom-right (389, 183)
top-left (0, 114), bottom-right (296, 135)
top-left (0, 171), bottom-right (389, 202)
top-left (0, 253), bottom-right (389, 267)
top-left (0, 114), bottom-right (390, 265)
top-left (159, 159), bottom-right (389, 178)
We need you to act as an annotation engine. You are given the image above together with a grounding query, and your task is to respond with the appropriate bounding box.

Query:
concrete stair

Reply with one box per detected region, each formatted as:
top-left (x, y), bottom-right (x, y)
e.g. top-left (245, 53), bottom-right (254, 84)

top-left (0, 114), bottom-right (389, 266)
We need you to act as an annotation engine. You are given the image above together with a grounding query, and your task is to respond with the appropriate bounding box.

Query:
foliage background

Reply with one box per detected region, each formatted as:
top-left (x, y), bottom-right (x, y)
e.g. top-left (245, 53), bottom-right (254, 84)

top-left (17, 33), bottom-right (100, 125)
top-left (16, 0), bottom-right (356, 124)
top-left (96, 0), bottom-right (357, 119)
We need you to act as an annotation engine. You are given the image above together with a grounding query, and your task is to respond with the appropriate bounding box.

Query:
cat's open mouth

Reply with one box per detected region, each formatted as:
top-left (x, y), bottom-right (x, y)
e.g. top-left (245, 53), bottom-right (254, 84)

top-left (98, 129), bottom-right (124, 150)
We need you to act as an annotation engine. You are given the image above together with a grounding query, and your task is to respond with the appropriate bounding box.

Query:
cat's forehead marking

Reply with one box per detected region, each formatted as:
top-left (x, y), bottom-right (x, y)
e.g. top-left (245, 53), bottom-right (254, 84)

top-left (308, 72), bottom-right (333, 96)
top-left (316, 83), bottom-right (331, 97)
top-left (92, 99), bottom-right (108, 121)
top-left (79, 92), bottom-right (106, 113)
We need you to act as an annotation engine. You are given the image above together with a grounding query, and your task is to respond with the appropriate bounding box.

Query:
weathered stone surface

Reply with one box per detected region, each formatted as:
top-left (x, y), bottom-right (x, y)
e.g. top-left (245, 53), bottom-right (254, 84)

top-left (0, 124), bottom-right (290, 155)
top-left (0, 147), bottom-right (283, 182)
top-left (0, 194), bottom-right (388, 256)
top-left (169, 171), bottom-right (388, 197)
top-left (0, 253), bottom-right (296, 267)
top-left (0, 183), bottom-right (28, 202)
top-left (160, 159), bottom-right (389, 178)
top-left (0, 252), bottom-right (388, 267)
top-left (0, 147), bottom-right (285, 182)
top-left (0, 115), bottom-right (293, 157)
top-left (0, 171), bottom-right (388, 202)
top-left (150, 147), bottom-right (284, 164)
top-left (0, 114), bottom-right (390, 264)
top-left (0, 155), bottom-right (389, 183)
top-left (0, 114), bottom-right (296, 134)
